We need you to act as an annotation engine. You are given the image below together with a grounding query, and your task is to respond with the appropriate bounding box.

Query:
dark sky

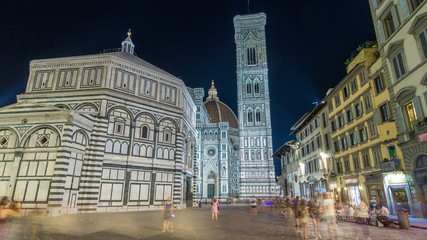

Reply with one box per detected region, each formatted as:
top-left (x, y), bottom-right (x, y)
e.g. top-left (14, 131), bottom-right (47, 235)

top-left (1, 0), bottom-right (375, 175)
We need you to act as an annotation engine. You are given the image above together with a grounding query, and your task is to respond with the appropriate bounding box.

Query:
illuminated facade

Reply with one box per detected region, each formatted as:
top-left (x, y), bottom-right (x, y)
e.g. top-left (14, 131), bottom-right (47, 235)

top-left (325, 47), bottom-right (403, 209)
top-left (234, 13), bottom-right (276, 198)
top-left (289, 103), bottom-right (330, 199)
top-left (0, 33), bottom-right (197, 215)
top-left (273, 140), bottom-right (299, 197)
top-left (191, 82), bottom-right (240, 201)
top-left (369, 0), bottom-right (427, 217)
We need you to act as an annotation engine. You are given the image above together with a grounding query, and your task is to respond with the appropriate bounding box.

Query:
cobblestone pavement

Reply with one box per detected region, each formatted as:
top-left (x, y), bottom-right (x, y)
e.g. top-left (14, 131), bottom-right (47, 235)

top-left (5, 205), bottom-right (427, 240)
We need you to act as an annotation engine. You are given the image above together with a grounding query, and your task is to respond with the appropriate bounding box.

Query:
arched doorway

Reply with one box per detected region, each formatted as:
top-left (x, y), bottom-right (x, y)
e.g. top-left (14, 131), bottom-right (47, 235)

top-left (414, 155), bottom-right (427, 202)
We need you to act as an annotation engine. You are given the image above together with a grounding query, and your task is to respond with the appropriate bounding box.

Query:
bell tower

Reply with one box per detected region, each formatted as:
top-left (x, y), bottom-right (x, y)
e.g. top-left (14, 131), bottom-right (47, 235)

top-left (234, 13), bottom-right (276, 198)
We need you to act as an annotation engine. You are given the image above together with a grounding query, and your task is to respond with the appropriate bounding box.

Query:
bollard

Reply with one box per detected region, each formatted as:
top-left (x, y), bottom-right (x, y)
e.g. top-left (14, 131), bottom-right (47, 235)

top-left (397, 212), bottom-right (410, 230)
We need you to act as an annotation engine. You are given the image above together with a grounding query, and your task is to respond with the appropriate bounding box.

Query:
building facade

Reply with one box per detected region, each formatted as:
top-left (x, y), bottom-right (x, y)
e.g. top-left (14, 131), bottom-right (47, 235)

top-left (369, 0), bottom-right (427, 217)
top-left (0, 33), bottom-right (198, 215)
top-left (234, 13), bottom-right (276, 198)
top-left (191, 82), bottom-right (240, 202)
top-left (290, 103), bottom-right (330, 199)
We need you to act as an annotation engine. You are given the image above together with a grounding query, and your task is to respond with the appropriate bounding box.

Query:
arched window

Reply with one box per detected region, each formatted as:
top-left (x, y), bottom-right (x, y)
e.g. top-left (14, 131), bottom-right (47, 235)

top-left (247, 83), bottom-right (252, 94)
top-left (247, 47), bottom-right (257, 65)
top-left (256, 111), bottom-right (261, 122)
top-left (254, 82), bottom-right (260, 93)
top-left (248, 111), bottom-right (253, 123)
top-left (141, 125), bottom-right (149, 139)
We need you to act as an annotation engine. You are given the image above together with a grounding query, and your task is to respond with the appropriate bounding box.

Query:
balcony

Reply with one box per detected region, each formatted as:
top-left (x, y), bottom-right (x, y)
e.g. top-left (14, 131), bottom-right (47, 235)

top-left (380, 159), bottom-right (402, 172)
top-left (398, 118), bottom-right (427, 144)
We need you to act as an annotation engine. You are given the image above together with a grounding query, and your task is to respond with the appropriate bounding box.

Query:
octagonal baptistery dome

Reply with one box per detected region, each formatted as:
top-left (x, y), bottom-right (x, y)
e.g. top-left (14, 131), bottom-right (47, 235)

top-left (203, 81), bottom-right (238, 129)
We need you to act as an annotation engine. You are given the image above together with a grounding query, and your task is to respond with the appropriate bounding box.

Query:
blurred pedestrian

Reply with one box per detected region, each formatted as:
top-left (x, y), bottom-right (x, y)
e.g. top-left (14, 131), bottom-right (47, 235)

top-left (319, 192), bottom-right (337, 239)
top-left (0, 197), bottom-right (21, 240)
top-left (217, 198), bottom-right (221, 216)
top-left (296, 199), bottom-right (309, 239)
top-left (211, 198), bottom-right (219, 221)
top-left (292, 196), bottom-right (300, 227)
top-left (308, 197), bottom-right (321, 239)
top-left (162, 198), bottom-right (174, 233)
top-left (250, 197), bottom-right (257, 215)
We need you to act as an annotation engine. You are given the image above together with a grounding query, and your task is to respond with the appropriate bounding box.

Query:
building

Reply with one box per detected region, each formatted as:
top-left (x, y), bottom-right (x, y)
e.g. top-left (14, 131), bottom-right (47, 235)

top-left (191, 82), bottom-right (240, 202)
top-left (368, 0), bottom-right (427, 217)
top-left (0, 32), bottom-right (198, 215)
top-left (273, 140), bottom-right (300, 197)
top-left (234, 13), bottom-right (276, 198)
top-left (324, 46), bottom-right (404, 210)
top-left (289, 103), bottom-right (330, 199)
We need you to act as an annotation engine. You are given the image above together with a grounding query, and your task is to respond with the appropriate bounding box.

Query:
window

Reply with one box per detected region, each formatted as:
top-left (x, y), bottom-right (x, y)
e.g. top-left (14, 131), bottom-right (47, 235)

top-left (341, 137), bottom-right (348, 150)
top-left (254, 82), bottom-right (260, 93)
top-left (383, 10), bottom-right (398, 38)
top-left (164, 131), bottom-right (171, 143)
top-left (418, 27), bottom-right (427, 59)
top-left (405, 101), bottom-right (418, 129)
top-left (344, 159), bottom-right (350, 172)
top-left (335, 95), bottom-right (341, 107)
top-left (356, 102), bottom-right (364, 117)
top-left (379, 102), bottom-right (391, 122)
top-left (347, 109), bottom-right (354, 122)
top-left (353, 156), bottom-right (360, 170)
top-left (247, 111), bottom-right (253, 123)
top-left (350, 132), bottom-right (357, 146)
top-left (331, 120), bottom-right (336, 132)
top-left (328, 102), bottom-right (333, 112)
top-left (363, 153), bottom-right (371, 168)
top-left (409, 0), bottom-right (425, 11)
top-left (364, 95), bottom-right (372, 111)
top-left (115, 122), bottom-right (125, 135)
top-left (359, 127), bottom-right (367, 142)
top-left (373, 148), bottom-right (382, 166)
top-left (141, 126), bottom-right (149, 139)
top-left (247, 83), bottom-right (252, 94)
top-left (343, 85), bottom-right (350, 99)
top-left (374, 75), bottom-right (385, 94)
top-left (255, 111), bottom-right (261, 122)
top-left (391, 52), bottom-right (407, 79)
top-left (351, 78), bottom-right (358, 93)
top-left (324, 134), bottom-right (330, 150)
top-left (369, 122), bottom-right (378, 137)
top-left (247, 47), bottom-right (257, 65)
top-left (388, 145), bottom-right (397, 158)
top-left (322, 112), bottom-right (328, 128)
top-left (334, 140), bottom-right (340, 152)
top-left (338, 115), bottom-right (345, 128)
top-left (359, 71), bottom-right (367, 85)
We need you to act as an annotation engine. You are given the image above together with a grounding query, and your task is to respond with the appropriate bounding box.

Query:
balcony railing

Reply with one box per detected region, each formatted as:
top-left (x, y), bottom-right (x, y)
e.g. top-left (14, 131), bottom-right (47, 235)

top-left (380, 159), bottom-right (401, 172)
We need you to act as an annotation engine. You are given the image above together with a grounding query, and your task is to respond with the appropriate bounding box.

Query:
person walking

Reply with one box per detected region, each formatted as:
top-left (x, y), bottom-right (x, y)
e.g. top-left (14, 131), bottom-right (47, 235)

top-left (292, 196), bottom-right (300, 227)
top-left (211, 198), bottom-right (219, 221)
top-left (0, 197), bottom-right (21, 240)
top-left (319, 192), bottom-right (337, 239)
top-left (162, 198), bottom-right (174, 233)
top-left (296, 199), bottom-right (309, 240)
top-left (250, 197), bottom-right (257, 215)
top-left (308, 197), bottom-right (322, 239)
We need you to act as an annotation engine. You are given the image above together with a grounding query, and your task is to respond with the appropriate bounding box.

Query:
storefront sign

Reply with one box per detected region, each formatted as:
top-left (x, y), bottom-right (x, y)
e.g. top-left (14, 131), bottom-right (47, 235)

top-left (344, 178), bottom-right (358, 185)
top-left (385, 173), bottom-right (407, 185)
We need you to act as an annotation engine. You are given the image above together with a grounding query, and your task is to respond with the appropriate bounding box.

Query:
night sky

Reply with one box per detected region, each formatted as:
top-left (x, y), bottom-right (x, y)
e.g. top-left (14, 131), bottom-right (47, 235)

top-left (1, 1), bottom-right (375, 175)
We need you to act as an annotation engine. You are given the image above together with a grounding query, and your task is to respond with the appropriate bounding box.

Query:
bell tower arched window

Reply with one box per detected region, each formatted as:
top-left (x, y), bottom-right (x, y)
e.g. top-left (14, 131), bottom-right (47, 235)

top-left (247, 47), bottom-right (257, 65)
top-left (254, 82), bottom-right (260, 93)
top-left (248, 111), bottom-right (253, 123)
top-left (141, 125), bottom-right (149, 139)
top-left (247, 83), bottom-right (252, 94)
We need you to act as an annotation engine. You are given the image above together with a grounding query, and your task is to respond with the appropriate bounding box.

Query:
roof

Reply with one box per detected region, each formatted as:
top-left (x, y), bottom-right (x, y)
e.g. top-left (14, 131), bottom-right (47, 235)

top-left (204, 99), bottom-right (238, 129)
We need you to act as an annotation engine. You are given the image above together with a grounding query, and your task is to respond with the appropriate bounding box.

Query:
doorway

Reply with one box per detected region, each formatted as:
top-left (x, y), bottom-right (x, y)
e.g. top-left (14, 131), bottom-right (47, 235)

top-left (208, 184), bottom-right (215, 199)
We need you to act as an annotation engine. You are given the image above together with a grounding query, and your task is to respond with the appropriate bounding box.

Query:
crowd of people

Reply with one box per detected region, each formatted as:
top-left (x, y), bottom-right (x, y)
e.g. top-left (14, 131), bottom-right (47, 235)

top-left (271, 192), bottom-right (398, 239)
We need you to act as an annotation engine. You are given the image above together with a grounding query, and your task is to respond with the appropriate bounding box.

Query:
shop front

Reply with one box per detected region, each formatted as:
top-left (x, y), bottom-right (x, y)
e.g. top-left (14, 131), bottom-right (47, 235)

top-left (364, 174), bottom-right (387, 208)
top-left (328, 181), bottom-right (341, 204)
top-left (383, 172), bottom-right (411, 215)
top-left (344, 177), bottom-right (362, 206)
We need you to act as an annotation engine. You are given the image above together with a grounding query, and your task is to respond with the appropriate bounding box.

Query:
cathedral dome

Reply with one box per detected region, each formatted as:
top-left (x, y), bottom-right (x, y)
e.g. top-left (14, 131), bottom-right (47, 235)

top-left (203, 81), bottom-right (238, 129)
